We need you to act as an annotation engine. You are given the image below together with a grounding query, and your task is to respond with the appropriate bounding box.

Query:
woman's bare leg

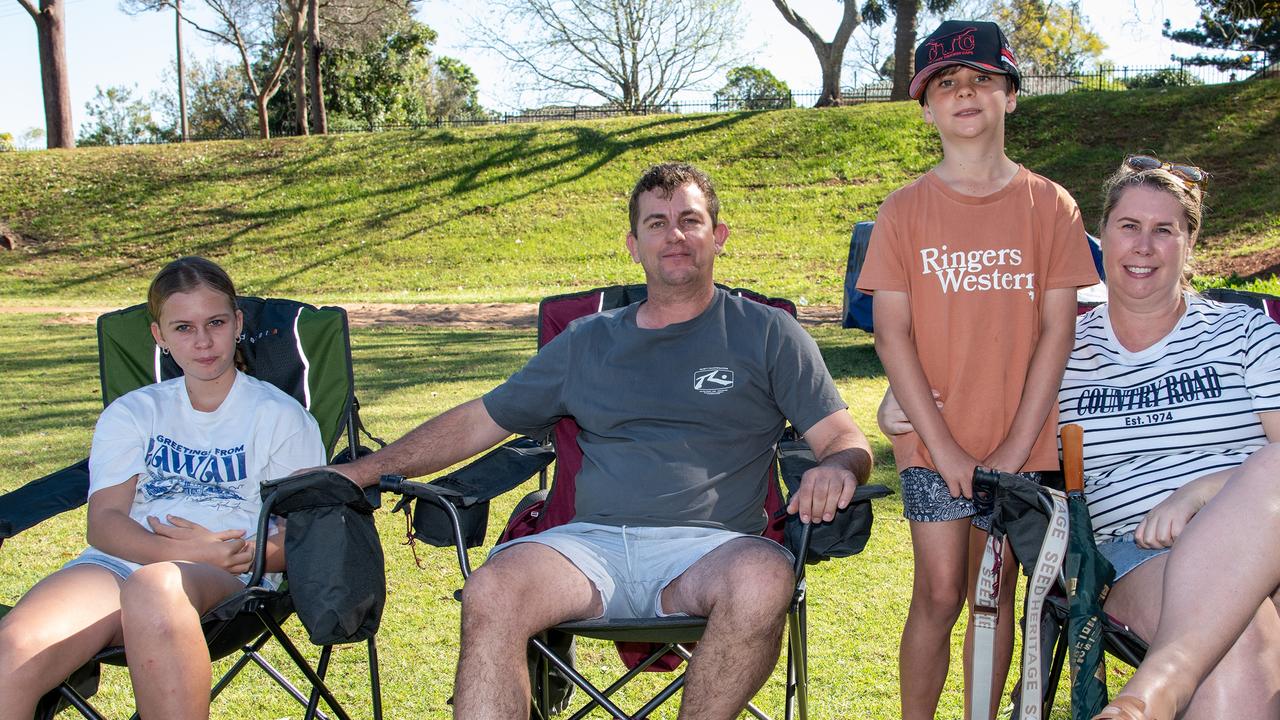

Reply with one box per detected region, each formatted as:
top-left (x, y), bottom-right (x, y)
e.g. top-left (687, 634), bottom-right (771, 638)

top-left (0, 565), bottom-right (126, 720)
top-left (120, 561), bottom-right (243, 719)
top-left (1099, 444), bottom-right (1280, 719)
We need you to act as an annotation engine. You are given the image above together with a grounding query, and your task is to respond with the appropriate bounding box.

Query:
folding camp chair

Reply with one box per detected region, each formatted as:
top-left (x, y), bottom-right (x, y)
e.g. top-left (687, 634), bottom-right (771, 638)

top-left (0, 297), bottom-right (385, 720)
top-left (380, 283), bottom-right (891, 720)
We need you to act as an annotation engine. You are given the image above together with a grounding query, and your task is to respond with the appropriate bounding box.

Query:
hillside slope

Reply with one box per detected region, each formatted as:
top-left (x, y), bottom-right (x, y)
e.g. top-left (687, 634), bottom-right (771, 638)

top-left (1, 79), bottom-right (1276, 305)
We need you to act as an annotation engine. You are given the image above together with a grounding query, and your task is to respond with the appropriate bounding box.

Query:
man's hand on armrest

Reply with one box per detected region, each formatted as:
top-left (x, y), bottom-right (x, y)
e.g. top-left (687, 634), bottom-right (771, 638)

top-left (786, 409), bottom-right (873, 523)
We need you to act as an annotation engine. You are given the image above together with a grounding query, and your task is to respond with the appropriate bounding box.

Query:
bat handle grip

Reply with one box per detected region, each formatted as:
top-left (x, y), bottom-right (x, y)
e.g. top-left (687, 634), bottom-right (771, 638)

top-left (1062, 424), bottom-right (1085, 494)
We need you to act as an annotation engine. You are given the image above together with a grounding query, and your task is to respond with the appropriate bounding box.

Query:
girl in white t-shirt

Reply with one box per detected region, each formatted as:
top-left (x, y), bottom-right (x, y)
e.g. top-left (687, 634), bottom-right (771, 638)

top-left (0, 257), bottom-right (325, 719)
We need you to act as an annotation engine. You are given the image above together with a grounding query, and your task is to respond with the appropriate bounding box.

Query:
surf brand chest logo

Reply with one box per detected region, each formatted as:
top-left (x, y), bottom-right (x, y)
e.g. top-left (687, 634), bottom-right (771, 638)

top-left (919, 245), bottom-right (1036, 300)
top-left (694, 367), bottom-right (735, 395)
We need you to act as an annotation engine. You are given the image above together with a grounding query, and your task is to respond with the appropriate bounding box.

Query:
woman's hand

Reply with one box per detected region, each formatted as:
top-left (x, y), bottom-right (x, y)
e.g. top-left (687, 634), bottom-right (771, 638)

top-left (147, 514), bottom-right (255, 574)
top-left (1134, 488), bottom-right (1208, 549)
top-left (876, 386), bottom-right (941, 436)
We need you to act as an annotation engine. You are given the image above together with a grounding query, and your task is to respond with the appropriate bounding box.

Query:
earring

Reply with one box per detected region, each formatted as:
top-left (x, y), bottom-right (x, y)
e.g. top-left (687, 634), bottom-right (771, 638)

top-left (160, 346), bottom-right (170, 356)
top-left (237, 332), bottom-right (246, 344)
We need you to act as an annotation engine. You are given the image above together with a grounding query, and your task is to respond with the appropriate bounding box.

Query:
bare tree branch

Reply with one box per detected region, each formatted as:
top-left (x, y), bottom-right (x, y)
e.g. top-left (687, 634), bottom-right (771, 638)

top-left (474, 0), bottom-right (743, 112)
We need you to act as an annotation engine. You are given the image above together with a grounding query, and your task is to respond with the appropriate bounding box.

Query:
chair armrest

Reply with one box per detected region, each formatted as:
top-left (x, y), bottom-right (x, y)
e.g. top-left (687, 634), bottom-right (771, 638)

top-left (0, 459), bottom-right (91, 543)
top-left (379, 436), bottom-right (557, 577)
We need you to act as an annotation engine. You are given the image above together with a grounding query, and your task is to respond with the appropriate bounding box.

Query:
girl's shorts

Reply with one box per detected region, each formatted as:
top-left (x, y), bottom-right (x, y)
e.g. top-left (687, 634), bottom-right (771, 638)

top-left (1096, 532), bottom-right (1170, 581)
top-left (900, 466), bottom-right (1042, 533)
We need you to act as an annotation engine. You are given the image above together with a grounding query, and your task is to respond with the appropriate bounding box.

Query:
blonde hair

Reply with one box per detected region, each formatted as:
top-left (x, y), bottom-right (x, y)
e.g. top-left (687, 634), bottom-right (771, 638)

top-left (1100, 164), bottom-right (1207, 290)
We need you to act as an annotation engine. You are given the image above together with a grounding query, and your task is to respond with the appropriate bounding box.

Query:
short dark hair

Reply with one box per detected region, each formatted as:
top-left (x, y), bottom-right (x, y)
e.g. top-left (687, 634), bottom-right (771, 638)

top-left (627, 162), bottom-right (721, 235)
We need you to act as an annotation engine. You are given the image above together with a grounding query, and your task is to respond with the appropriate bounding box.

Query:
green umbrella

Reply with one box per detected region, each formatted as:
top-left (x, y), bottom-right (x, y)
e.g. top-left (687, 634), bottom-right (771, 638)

top-left (1062, 424), bottom-right (1116, 720)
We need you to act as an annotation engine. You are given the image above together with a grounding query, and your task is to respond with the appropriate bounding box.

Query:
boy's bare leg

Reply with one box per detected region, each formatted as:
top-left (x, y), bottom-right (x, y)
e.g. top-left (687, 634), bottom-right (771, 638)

top-left (453, 543), bottom-right (602, 720)
top-left (1100, 445), bottom-right (1280, 720)
top-left (121, 561), bottom-right (245, 719)
top-left (0, 565), bottom-right (126, 720)
top-left (900, 518), bottom-right (971, 720)
top-left (660, 538), bottom-right (795, 720)
top-left (962, 533), bottom-right (1018, 720)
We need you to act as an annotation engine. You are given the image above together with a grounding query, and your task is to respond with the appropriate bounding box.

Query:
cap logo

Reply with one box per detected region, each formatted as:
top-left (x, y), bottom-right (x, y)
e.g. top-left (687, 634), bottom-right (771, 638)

top-left (927, 27), bottom-right (977, 63)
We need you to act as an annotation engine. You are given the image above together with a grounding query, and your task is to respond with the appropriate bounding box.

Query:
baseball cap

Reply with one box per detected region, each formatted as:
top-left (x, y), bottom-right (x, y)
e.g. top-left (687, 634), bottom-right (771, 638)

top-left (909, 20), bottom-right (1020, 101)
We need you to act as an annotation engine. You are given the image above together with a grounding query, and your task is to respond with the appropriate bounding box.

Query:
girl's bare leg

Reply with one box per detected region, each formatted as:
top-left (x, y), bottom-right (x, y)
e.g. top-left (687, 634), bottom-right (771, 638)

top-left (0, 565), bottom-right (127, 720)
top-left (121, 561), bottom-right (243, 719)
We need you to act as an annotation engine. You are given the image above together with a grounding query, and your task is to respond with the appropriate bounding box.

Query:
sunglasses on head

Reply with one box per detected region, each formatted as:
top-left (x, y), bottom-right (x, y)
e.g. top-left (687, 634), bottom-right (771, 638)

top-left (1124, 154), bottom-right (1206, 187)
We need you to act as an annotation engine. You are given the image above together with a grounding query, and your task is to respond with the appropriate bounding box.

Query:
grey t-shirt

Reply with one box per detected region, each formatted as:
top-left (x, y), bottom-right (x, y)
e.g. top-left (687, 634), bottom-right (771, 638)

top-left (483, 289), bottom-right (847, 534)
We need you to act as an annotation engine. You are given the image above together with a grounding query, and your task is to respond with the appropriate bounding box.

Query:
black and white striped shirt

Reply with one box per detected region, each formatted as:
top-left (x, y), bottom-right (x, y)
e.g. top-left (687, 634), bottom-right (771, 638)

top-left (1059, 294), bottom-right (1280, 540)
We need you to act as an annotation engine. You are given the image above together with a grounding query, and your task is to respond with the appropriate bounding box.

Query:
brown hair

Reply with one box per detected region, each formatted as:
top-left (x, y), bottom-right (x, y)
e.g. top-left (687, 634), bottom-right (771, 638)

top-left (147, 256), bottom-right (245, 370)
top-left (1100, 164), bottom-right (1207, 290)
top-left (627, 162), bottom-right (721, 235)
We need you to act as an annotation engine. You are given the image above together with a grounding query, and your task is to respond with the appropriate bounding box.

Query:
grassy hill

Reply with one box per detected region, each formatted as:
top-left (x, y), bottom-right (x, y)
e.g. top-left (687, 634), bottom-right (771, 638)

top-left (1, 78), bottom-right (1277, 306)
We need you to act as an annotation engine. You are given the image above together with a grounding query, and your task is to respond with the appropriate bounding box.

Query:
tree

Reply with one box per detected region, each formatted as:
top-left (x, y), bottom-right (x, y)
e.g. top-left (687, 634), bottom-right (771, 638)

top-left (154, 58), bottom-right (256, 139)
top-left (714, 66), bottom-right (793, 109)
top-left (305, 18), bottom-right (484, 130)
top-left (477, 0), bottom-right (743, 112)
top-left (993, 0), bottom-right (1105, 75)
top-left (862, 0), bottom-right (961, 100)
top-left (770, 0), bottom-right (863, 106)
top-left (15, 0), bottom-right (73, 148)
top-left (77, 85), bottom-right (167, 146)
top-left (145, 0), bottom-right (300, 139)
top-left (1125, 67), bottom-right (1205, 88)
top-left (1164, 0), bottom-right (1279, 70)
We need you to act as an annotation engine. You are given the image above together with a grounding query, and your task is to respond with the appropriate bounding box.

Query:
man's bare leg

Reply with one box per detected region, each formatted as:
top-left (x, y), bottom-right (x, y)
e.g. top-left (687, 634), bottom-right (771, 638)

top-left (453, 543), bottom-right (601, 720)
top-left (659, 538), bottom-right (796, 720)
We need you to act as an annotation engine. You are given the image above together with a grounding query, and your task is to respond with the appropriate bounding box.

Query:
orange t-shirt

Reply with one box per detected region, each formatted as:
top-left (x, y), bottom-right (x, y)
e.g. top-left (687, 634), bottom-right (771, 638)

top-left (857, 167), bottom-right (1100, 472)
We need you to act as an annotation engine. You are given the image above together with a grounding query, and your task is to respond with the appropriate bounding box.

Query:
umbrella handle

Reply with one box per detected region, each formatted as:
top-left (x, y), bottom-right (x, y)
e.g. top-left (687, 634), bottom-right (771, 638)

top-left (1062, 423), bottom-right (1085, 493)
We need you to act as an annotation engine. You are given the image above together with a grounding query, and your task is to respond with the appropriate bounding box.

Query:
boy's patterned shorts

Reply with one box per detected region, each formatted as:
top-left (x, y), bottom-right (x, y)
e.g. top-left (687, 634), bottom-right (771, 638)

top-left (900, 466), bottom-right (1042, 533)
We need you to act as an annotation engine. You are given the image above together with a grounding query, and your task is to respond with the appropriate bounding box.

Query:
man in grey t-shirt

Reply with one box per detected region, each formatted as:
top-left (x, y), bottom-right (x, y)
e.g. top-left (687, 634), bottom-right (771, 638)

top-left (339, 163), bottom-right (873, 720)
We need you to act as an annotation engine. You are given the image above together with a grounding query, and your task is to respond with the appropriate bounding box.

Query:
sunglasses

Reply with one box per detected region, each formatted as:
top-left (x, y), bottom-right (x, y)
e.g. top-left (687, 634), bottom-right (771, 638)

top-left (1124, 154), bottom-right (1206, 187)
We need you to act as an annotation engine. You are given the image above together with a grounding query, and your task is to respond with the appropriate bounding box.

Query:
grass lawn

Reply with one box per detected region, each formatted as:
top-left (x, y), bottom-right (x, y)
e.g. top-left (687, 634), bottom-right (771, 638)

top-left (1, 79), bottom-right (1277, 307)
top-left (0, 313), bottom-right (1128, 719)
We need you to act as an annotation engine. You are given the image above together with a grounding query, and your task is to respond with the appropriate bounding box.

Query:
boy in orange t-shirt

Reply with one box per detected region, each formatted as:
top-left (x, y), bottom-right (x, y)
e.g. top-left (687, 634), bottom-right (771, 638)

top-left (856, 20), bottom-right (1099, 720)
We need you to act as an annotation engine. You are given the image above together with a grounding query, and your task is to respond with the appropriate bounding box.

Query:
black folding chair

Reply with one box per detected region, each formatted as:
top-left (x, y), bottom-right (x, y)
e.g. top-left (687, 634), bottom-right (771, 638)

top-left (0, 297), bottom-right (385, 720)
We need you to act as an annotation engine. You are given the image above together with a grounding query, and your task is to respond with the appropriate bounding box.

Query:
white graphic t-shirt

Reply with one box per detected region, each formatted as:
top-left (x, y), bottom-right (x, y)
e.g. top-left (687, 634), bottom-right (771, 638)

top-left (1059, 294), bottom-right (1280, 540)
top-left (81, 370), bottom-right (325, 575)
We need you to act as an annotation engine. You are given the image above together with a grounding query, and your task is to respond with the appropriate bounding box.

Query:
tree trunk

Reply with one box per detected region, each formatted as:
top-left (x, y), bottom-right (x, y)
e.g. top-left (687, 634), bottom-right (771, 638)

top-left (21, 0), bottom-right (74, 148)
top-left (891, 0), bottom-right (919, 101)
top-left (770, 0), bottom-right (862, 107)
top-left (292, 1), bottom-right (309, 136)
top-left (256, 95), bottom-right (271, 140)
top-left (176, 0), bottom-right (189, 141)
top-left (307, 0), bottom-right (326, 134)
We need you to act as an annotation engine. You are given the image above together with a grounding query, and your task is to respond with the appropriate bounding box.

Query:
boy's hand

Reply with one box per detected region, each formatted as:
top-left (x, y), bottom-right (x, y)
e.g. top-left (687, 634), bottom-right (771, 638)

top-left (933, 445), bottom-right (979, 499)
top-left (982, 441), bottom-right (1030, 475)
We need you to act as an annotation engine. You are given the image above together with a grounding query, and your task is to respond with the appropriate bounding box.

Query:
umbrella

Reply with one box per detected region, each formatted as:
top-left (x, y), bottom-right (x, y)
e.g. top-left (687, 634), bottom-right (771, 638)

top-left (1061, 424), bottom-right (1116, 719)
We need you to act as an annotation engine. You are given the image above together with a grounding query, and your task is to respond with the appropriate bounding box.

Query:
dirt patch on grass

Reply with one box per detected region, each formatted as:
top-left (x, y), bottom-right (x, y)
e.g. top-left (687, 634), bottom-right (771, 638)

top-left (0, 302), bottom-right (846, 328)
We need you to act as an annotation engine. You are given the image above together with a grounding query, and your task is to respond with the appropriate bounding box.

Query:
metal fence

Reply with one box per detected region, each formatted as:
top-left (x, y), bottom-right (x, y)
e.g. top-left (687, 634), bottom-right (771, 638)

top-left (14, 56), bottom-right (1275, 146)
top-left (320, 57), bottom-right (1274, 134)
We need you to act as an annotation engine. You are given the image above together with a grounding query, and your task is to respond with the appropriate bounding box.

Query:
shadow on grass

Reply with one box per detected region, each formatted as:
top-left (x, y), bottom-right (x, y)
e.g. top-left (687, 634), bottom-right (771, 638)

top-left (26, 113), bottom-right (755, 296)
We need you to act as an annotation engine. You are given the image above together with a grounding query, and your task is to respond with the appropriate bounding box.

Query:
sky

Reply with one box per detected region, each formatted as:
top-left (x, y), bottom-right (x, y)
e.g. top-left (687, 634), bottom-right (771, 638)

top-left (0, 0), bottom-right (1205, 141)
